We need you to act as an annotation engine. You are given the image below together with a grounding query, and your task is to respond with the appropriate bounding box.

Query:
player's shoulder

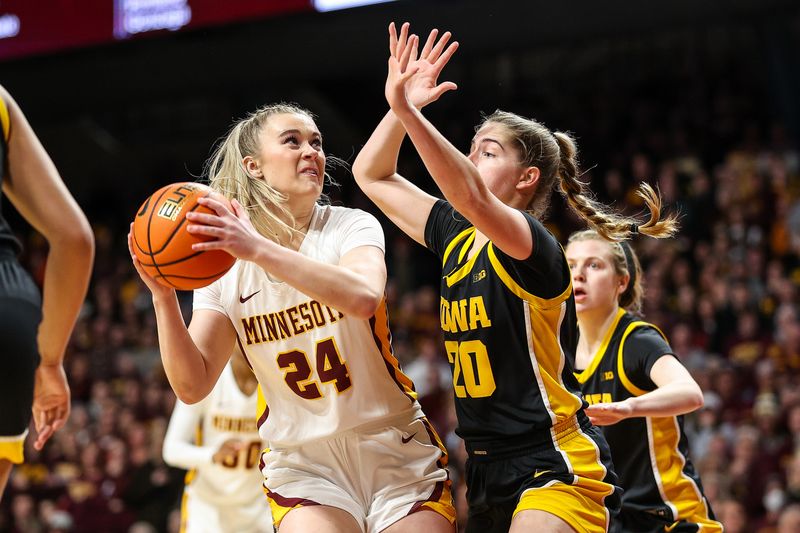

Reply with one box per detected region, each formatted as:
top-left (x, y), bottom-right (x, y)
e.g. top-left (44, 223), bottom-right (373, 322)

top-left (321, 204), bottom-right (378, 224)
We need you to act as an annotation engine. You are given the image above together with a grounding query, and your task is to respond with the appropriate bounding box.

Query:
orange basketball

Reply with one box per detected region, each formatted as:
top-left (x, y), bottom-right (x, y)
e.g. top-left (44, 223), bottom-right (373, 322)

top-left (132, 182), bottom-right (236, 290)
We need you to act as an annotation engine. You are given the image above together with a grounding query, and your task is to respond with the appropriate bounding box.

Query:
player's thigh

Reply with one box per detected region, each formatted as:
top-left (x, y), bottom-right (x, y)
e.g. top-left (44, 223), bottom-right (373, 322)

top-left (0, 459), bottom-right (13, 499)
top-left (381, 508), bottom-right (454, 533)
top-left (182, 492), bottom-right (224, 533)
top-left (511, 509), bottom-right (576, 533)
top-left (279, 504), bottom-right (362, 533)
top-left (365, 417), bottom-right (455, 532)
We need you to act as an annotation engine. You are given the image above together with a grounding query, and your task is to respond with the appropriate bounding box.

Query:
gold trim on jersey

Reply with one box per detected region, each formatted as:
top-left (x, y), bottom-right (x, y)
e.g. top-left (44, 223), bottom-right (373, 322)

top-left (256, 384), bottom-right (269, 429)
top-left (647, 417), bottom-right (721, 530)
top-left (179, 491), bottom-right (189, 533)
top-left (372, 298), bottom-right (418, 400)
top-left (524, 302), bottom-right (584, 423)
top-left (516, 423), bottom-right (615, 533)
top-left (456, 230), bottom-right (476, 264)
top-left (441, 227), bottom-right (474, 266)
top-left (0, 98), bottom-right (9, 142)
top-left (575, 308), bottom-right (626, 384)
top-left (486, 243), bottom-right (572, 308)
top-left (445, 229), bottom-right (486, 287)
top-left (0, 437), bottom-right (24, 464)
top-left (617, 321), bottom-right (666, 397)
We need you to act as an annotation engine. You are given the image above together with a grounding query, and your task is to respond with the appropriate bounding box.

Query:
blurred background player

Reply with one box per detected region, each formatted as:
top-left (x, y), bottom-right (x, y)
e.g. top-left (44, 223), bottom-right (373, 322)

top-left (163, 348), bottom-right (271, 533)
top-left (0, 84), bottom-right (94, 500)
top-left (129, 100), bottom-right (455, 533)
top-left (566, 229), bottom-right (722, 532)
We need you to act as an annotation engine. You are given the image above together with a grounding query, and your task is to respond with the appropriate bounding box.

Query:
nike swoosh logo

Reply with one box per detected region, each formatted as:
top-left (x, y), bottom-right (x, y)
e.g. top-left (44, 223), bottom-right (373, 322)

top-left (401, 433), bottom-right (417, 444)
top-left (239, 290), bottom-right (261, 304)
top-left (137, 197), bottom-right (151, 217)
top-left (533, 469), bottom-right (552, 479)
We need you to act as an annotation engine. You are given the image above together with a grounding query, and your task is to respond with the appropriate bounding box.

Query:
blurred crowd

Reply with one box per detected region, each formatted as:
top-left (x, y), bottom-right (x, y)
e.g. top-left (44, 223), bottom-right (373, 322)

top-left (2, 29), bottom-right (800, 533)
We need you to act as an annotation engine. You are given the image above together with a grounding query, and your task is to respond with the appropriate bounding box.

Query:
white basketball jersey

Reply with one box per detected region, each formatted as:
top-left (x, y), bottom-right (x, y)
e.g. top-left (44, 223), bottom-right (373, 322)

top-left (163, 362), bottom-right (266, 507)
top-left (194, 204), bottom-right (421, 447)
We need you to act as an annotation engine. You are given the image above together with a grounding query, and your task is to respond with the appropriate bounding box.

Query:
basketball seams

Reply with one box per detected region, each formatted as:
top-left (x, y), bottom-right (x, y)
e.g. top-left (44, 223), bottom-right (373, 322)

top-left (133, 183), bottom-right (235, 291)
top-left (145, 186), bottom-right (179, 289)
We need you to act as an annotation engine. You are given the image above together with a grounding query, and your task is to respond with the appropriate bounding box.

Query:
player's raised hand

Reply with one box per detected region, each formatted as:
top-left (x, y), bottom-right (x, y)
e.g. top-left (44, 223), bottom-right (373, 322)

top-left (385, 22), bottom-right (420, 112)
top-left (403, 25), bottom-right (459, 109)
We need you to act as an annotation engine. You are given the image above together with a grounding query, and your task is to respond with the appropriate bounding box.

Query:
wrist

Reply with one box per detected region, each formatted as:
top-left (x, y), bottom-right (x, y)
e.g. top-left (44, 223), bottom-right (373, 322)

top-left (622, 397), bottom-right (638, 415)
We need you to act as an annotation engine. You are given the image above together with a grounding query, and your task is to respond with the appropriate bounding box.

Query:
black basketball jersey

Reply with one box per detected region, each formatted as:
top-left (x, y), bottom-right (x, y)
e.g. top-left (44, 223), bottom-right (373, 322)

top-left (0, 97), bottom-right (22, 255)
top-left (575, 309), bottom-right (715, 525)
top-left (424, 200), bottom-right (585, 444)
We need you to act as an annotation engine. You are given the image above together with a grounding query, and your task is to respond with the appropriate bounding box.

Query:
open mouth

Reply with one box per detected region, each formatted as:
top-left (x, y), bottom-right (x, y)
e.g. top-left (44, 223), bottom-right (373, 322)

top-left (574, 287), bottom-right (587, 298)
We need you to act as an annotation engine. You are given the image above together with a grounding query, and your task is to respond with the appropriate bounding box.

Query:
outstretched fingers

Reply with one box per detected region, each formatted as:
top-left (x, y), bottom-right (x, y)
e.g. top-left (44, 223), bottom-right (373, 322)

top-left (398, 34), bottom-right (419, 74)
top-left (419, 28), bottom-right (439, 59)
top-left (434, 40), bottom-right (459, 73)
top-left (427, 31), bottom-right (452, 64)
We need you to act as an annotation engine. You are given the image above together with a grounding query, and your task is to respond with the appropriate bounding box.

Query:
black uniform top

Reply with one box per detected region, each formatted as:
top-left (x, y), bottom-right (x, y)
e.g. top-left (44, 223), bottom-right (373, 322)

top-left (575, 309), bottom-right (712, 522)
top-left (425, 200), bottom-right (585, 445)
top-left (0, 97), bottom-right (22, 255)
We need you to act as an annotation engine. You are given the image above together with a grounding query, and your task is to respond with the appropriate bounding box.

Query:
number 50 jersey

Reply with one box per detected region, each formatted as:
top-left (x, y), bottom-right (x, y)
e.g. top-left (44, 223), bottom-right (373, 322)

top-left (194, 204), bottom-right (422, 447)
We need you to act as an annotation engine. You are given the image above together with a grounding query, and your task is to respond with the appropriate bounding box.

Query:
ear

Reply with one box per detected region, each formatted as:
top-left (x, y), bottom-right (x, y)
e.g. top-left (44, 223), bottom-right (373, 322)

top-left (618, 272), bottom-right (631, 295)
top-left (516, 166), bottom-right (540, 194)
top-left (243, 156), bottom-right (263, 179)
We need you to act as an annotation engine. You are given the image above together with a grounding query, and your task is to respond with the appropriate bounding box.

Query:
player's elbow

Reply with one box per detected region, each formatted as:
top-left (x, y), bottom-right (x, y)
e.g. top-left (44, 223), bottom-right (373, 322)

top-left (162, 443), bottom-right (179, 467)
top-left (54, 214), bottom-right (95, 256)
top-left (684, 382), bottom-right (705, 412)
top-left (349, 293), bottom-right (383, 320)
top-left (174, 387), bottom-right (208, 406)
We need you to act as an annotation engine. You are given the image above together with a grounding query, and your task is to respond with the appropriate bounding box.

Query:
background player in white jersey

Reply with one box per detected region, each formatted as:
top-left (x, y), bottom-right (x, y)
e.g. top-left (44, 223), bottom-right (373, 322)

top-left (128, 94), bottom-right (456, 531)
top-left (163, 348), bottom-right (272, 533)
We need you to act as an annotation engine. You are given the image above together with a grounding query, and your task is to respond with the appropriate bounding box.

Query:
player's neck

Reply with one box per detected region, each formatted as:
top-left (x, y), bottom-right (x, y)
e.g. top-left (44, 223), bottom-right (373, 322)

top-left (278, 205), bottom-right (315, 250)
top-left (577, 306), bottom-right (621, 358)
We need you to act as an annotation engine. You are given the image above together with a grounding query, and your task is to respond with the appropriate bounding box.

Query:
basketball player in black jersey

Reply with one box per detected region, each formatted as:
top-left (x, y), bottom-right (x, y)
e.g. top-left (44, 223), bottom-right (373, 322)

top-left (353, 23), bottom-right (677, 533)
top-left (0, 85), bottom-right (93, 500)
top-left (566, 230), bottom-right (721, 532)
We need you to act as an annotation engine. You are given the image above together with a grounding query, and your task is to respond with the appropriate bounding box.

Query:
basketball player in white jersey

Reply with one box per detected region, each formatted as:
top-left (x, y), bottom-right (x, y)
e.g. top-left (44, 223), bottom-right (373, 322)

top-left (128, 77), bottom-right (456, 532)
top-left (163, 349), bottom-right (272, 533)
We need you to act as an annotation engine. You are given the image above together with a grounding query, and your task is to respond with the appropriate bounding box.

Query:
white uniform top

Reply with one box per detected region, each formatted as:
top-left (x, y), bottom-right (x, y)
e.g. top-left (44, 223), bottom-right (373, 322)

top-left (163, 362), bottom-right (266, 506)
top-left (193, 204), bottom-right (421, 448)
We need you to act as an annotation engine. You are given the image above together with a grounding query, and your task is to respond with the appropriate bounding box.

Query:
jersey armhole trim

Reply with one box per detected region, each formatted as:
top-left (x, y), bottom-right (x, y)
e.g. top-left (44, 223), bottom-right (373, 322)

top-left (617, 321), bottom-right (667, 396)
top-left (441, 226), bottom-right (475, 266)
top-left (486, 243), bottom-right (571, 309)
top-left (0, 98), bottom-right (9, 142)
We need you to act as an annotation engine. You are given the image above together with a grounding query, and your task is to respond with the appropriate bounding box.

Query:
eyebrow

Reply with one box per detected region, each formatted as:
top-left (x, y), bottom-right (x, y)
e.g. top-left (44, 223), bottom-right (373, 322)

top-left (278, 128), bottom-right (323, 141)
top-left (566, 255), bottom-right (604, 263)
top-left (470, 137), bottom-right (505, 151)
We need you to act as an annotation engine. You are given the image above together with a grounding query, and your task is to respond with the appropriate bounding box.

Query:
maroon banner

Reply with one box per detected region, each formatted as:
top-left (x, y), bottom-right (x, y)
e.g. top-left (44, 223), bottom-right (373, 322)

top-left (0, 0), bottom-right (312, 61)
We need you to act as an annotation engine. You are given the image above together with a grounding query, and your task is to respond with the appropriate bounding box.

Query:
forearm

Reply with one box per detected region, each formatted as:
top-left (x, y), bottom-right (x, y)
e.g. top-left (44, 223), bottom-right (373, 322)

top-left (624, 381), bottom-right (704, 418)
top-left (163, 438), bottom-right (215, 469)
top-left (253, 245), bottom-right (383, 319)
top-left (37, 231), bottom-right (94, 366)
top-left (152, 295), bottom-right (216, 403)
top-left (352, 110), bottom-right (407, 185)
top-left (394, 104), bottom-right (486, 210)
